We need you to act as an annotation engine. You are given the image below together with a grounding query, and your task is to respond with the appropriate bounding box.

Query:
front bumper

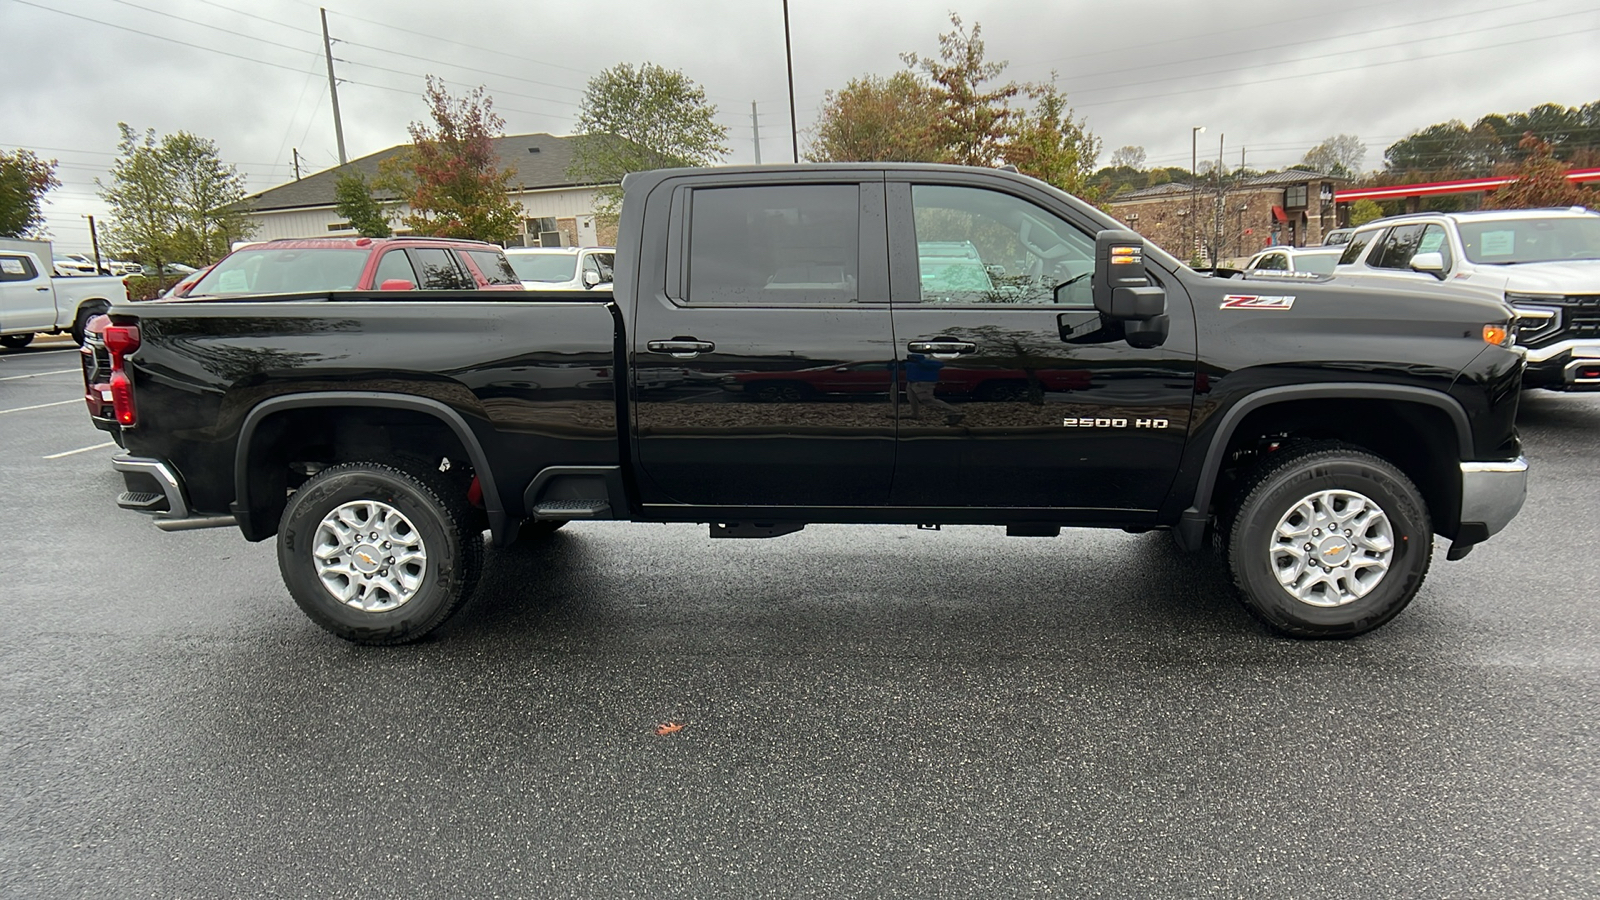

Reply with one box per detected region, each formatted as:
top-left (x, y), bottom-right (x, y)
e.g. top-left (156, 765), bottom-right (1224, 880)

top-left (1459, 456), bottom-right (1529, 541)
top-left (1521, 340), bottom-right (1600, 390)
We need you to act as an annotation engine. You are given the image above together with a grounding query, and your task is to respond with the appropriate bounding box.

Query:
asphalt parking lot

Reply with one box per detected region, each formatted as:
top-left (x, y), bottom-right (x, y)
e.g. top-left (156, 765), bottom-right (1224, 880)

top-left (1, 339), bottom-right (1596, 899)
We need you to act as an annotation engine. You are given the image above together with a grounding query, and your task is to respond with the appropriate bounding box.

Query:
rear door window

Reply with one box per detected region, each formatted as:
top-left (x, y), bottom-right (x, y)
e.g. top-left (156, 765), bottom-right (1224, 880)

top-left (408, 248), bottom-right (474, 290)
top-left (374, 250), bottom-right (418, 289)
top-left (1338, 229), bottom-right (1380, 266)
top-left (685, 184), bottom-right (860, 305)
top-left (465, 250), bottom-right (520, 286)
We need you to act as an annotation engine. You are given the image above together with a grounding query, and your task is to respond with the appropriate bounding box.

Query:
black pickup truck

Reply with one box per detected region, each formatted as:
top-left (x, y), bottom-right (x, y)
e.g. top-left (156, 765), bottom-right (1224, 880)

top-left (101, 164), bottom-right (1529, 643)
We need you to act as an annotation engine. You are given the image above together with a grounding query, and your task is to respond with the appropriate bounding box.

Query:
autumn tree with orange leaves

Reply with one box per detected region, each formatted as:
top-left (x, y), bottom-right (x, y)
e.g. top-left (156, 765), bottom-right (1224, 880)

top-left (382, 77), bottom-right (521, 243)
top-left (1485, 133), bottom-right (1596, 210)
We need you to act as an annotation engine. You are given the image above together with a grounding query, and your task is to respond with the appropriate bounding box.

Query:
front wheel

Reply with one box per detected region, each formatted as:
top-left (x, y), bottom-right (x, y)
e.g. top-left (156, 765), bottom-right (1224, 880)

top-left (0, 333), bottom-right (34, 349)
top-left (1227, 444), bottom-right (1432, 638)
top-left (277, 461), bottom-right (483, 644)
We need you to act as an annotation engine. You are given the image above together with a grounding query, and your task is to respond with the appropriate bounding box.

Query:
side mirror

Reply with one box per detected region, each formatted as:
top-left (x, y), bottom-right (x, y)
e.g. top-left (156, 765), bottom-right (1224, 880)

top-left (1410, 251), bottom-right (1446, 278)
top-left (1091, 229), bottom-right (1148, 314)
top-left (378, 279), bottom-right (415, 291)
top-left (583, 269), bottom-right (602, 287)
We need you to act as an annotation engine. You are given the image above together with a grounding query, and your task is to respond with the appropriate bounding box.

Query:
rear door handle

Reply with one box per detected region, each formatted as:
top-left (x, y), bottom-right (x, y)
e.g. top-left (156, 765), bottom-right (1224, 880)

top-left (647, 339), bottom-right (715, 358)
top-left (907, 340), bottom-right (976, 358)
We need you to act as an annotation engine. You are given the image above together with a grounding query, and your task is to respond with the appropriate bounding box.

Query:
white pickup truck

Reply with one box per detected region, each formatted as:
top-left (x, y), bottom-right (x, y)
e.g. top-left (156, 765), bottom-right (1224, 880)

top-left (0, 241), bottom-right (128, 348)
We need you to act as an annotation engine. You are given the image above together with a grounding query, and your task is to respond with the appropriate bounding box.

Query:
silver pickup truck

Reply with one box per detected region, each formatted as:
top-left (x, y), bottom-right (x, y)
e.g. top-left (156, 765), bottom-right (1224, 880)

top-left (0, 243), bottom-right (128, 348)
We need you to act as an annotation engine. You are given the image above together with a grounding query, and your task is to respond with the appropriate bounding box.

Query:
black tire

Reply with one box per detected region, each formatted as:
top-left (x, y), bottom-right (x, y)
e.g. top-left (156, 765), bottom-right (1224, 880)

top-left (1, 333), bottom-right (34, 349)
top-left (71, 304), bottom-right (107, 346)
top-left (277, 461), bottom-right (483, 645)
top-left (1227, 443), bottom-right (1432, 639)
top-left (516, 519), bottom-right (568, 542)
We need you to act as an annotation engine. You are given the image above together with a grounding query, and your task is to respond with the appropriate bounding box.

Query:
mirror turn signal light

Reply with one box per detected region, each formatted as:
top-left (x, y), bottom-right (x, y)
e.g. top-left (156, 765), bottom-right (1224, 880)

top-left (1482, 324), bottom-right (1512, 347)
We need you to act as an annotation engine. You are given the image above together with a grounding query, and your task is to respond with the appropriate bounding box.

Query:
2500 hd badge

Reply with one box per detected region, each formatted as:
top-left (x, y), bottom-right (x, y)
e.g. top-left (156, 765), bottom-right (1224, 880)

top-left (1062, 417), bottom-right (1171, 428)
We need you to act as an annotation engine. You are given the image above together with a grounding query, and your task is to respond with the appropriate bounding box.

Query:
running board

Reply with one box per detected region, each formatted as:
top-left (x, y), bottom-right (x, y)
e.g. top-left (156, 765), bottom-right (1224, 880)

top-left (532, 499), bottom-right (611, 519)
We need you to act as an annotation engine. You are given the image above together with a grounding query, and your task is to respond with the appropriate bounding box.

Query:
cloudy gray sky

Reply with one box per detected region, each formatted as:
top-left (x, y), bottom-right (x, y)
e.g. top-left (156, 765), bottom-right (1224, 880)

top-left (5, 0), bottom-right (1597, 254)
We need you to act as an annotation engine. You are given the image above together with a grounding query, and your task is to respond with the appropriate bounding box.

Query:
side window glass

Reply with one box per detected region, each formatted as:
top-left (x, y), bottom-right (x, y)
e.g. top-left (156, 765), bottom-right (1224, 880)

top-left (0, 255), bottom-right (39, 282)
top-left (1256, 253), bottom-right (1286, 271)
top-left (465, 250), bottom-right (520, 286)
top-left (1371, 224), bottom-right (1425, 269)
top-left (686, 184), bottom-right (859, 305)
top-left (596, 253), bottom-right (615, 281)
top-left (408, 248), bottom-right (473, 290)
top-left (1417, 224), bottom-right (1452, 270)
top-left (910, 184), bottom-right (1095, 307)
top-left (1338, 230), bottom-right (1376, 265)
top-left (374, 250), bottom-right (417, 289)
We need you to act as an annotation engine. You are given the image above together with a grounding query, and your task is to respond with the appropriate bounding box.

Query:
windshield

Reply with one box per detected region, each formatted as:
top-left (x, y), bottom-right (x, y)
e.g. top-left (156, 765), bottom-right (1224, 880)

top-left (1458, 216), bottom-right (1600, 265)
top-left (506, 253), bottom-right (578, 282)
top-left (189, 247), bottom-right (368, 295)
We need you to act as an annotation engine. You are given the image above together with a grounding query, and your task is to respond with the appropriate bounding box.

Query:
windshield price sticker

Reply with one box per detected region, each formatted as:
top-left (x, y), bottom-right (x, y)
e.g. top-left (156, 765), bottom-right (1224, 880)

top-left (1, 259), bottom-right (26, 275)
top-left (1480, 231), bottom-right (1516, 257)
top-left (1221, 294), bottom-right (1296, 310)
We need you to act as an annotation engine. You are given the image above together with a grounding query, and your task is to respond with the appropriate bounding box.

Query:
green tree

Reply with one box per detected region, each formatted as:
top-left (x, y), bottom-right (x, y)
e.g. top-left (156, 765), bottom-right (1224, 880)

top-left (1001, 77), bottom-right (1100, 203)
top-left (99, 124), bottom-right (180, 278)
top-left (162, 131), bottom-right (253, 265)
top-left (901, 13), bottom-right (1020, 167)
top-left (0, 148), bottom-right (60, 238)
top-left (807, 72), bottom-right (942, 163)
top-left (1348, 198), bottom-right (1385, 226)
top-left (98, 125), bottom-right (256, 276)
top-left (333, 170), bottom-right (393, 238)
top-left (1486, 133), bottom-right (1595, 209)
top-left (1302, 134), bottom-right (1366, 177)
top-left (568, 62), bottom-right (728, 218)
top-left (383, 76), bottom-right (521, 243)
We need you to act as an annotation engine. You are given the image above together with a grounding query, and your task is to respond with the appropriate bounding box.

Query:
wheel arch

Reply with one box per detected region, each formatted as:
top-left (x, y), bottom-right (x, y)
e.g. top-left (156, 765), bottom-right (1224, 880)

top-left (232, 392), bottom-right (507, 544)
top-left (1174, 384), bottom-right (1473, 549)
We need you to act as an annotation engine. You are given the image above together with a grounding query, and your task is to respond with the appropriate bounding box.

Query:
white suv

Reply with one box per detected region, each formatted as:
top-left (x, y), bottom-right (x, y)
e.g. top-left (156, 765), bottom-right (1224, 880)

top-left (503, 246), bottom-right (615, 291)
top-left (1334, 207), bottom-right (1600, 390)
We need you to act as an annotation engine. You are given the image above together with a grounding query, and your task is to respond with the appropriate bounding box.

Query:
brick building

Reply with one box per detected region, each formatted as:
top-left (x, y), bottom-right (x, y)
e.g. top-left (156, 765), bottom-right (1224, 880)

top-left (1107, 170), bottom-right (1349, 264)
top-left (236, 133), bottom-right (617, 248)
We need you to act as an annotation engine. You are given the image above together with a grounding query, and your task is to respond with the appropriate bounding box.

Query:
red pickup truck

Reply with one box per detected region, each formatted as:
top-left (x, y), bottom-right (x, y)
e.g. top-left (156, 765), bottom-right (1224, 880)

top-left (83, 236), bottom-right (523, 441)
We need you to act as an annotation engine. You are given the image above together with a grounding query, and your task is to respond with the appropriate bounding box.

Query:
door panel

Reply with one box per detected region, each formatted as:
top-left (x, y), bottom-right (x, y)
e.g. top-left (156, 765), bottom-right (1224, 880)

top-left (886, 179), bottom-right (1196, 512)
top-left (631, 178), bottom-right (896, 507)
top-left (0, 254), bottom-right (58, 331)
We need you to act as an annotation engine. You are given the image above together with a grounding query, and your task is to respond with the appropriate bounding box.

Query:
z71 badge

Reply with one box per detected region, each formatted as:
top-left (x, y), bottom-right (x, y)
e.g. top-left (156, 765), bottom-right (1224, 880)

top-left (1221, 294), bottom-right (1296, 310)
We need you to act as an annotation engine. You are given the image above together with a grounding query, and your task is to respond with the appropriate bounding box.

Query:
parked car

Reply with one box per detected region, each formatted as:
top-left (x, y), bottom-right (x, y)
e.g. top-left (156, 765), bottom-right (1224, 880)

top-left (1242, 246), bottom-right (1344, 276)
top-left (504, 246), bottom-right (615, 291)
top-left (53, 255), bottom-right (99, 276)
top-left (1333, 207), bottom-right (1600, 390)
top-left (100, 163), bottom-right (1526, 645)
top-left (1, 243), bottom-right (127, 348)
top-left (182, 236), bottom-right (525, 297)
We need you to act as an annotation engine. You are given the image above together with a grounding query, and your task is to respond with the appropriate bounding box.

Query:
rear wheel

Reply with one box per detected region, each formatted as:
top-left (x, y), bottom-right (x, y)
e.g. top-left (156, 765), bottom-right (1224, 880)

top-left (277, 461), bottom-right (483, 644)
top-left (1227, 443), bottom-right (1432, 638)
top-left (0, 333), bottom-right (34, 349)
top-left (71, 304), bottom-right (107, 346)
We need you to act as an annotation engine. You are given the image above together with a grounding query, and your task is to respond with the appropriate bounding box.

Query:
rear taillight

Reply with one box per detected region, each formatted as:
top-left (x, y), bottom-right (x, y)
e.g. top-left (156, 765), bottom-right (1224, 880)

top-left (110, 370), bottom-right (137, 425)
top-left (103, 324), bottom-right (141, 426)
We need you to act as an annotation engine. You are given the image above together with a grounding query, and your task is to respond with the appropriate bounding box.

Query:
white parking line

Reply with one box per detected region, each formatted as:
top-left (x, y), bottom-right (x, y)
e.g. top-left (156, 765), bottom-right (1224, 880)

top-left (43, 441), bottom-right (116, 460)
top-left (0, 368), bottom-right (80, 382)
top-left (0, 399), bottom-right (79, 415)
top-left (0, 347), bottom-right (79, 360)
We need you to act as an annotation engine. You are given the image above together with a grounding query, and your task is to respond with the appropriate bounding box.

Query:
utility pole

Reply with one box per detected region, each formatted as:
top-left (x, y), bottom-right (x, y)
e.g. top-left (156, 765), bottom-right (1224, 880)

top-left (751, 102), bottom-right (762, 165)
top-left (292, 148), bottom-right (303, 181)
top-left (320, 8), bottom-right (347, 166)
top-left (1213, 133), bottom-right (1224, 266)
top-left (84, 215), bottom-right (103, 274)
top-left (782, 0), bottom-right (799, 163)
top-left (1190, 125), bottom-right (1205, 261)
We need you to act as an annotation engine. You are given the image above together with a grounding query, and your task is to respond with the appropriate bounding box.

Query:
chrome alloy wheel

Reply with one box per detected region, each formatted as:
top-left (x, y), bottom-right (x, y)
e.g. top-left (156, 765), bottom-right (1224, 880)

top-left (1269, 489), bottom-right (1395, 608)
top-left (312, 500), bottom-right (428, 613)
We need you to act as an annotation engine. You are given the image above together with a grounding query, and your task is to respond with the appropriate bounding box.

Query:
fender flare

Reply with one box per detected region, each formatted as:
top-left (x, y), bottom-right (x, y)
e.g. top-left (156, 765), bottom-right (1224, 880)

top-left (232, 391), bottom-right (507, 542)
top-left (1172, 383), bottom-right (1473, 550)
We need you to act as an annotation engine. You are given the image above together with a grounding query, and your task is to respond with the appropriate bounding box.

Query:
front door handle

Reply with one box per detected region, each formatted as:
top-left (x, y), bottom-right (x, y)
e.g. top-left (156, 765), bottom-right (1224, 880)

top-left (907, 340), bottom-right (976, 359)
top-left (647, 339), bottom-right (715, 358)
